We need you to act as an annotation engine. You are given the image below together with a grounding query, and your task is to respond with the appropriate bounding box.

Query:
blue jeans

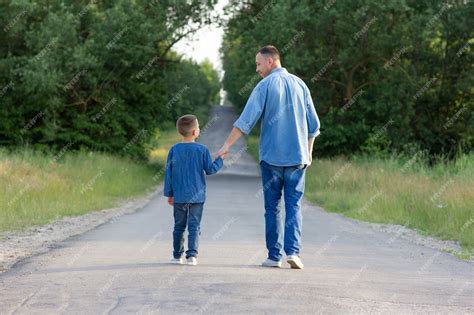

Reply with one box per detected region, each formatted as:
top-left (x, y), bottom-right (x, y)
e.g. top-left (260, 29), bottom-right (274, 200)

top-left (173, 202), bottom-right (204, 259)
top-left (260, 160), bottom-right (306, 261)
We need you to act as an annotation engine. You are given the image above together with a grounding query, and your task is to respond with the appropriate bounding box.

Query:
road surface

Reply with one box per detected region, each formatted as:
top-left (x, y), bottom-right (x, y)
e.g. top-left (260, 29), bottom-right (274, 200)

top-left (0, 106), bottom-right (472, 314)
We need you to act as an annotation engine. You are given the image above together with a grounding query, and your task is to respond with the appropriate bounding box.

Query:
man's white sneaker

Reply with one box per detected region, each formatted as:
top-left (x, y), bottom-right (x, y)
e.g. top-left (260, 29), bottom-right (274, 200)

top-left (187, 257), bottom-right (198, 266)
top-left (287, 255), bottom-right (304, 269)
top-left (261, 258), bottom-right (282, 268)
top-left (170, 257), bottom-right (184, 265)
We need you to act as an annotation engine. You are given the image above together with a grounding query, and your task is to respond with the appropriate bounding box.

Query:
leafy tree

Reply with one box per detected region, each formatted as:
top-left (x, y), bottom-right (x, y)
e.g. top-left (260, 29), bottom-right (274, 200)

top-left (0, 0), bottom-right (221, 158)
top-left (222, 0), bottom-right (473, 160)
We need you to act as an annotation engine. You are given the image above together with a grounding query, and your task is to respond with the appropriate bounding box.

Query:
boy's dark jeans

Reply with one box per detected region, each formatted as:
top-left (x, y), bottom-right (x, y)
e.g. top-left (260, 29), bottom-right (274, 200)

top-left (173, 202), bottom-right (204, 259)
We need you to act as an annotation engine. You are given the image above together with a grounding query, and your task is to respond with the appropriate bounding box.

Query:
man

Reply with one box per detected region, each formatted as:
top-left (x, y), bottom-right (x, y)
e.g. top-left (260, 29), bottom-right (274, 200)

top-left (218, 45), bottom-right (320, 269)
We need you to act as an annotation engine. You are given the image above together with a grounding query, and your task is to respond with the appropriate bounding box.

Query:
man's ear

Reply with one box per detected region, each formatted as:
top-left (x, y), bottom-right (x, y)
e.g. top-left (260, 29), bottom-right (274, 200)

top-left (267, 56), bottom-right (274, 66)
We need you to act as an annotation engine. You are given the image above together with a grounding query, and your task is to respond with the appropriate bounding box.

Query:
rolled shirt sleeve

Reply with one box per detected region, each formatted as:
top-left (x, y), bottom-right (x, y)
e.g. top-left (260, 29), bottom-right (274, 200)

top-left (233, 83), bottom-right (266, 135)
top-left (306, 86), bottom-right (321, 138)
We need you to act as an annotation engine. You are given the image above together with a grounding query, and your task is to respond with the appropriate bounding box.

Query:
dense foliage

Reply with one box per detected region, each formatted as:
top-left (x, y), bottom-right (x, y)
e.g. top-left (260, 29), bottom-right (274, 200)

top-left (222, 0), bottom-right (473, 160)
top-left (0, 0), bottom-right (221, 158)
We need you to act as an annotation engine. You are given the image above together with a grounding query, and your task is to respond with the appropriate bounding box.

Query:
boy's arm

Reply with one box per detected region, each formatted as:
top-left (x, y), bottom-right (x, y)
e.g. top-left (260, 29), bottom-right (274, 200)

top-left (203, 149), bottom-right (224, 175)
top-left (163, 148), bottom-right (174, 197)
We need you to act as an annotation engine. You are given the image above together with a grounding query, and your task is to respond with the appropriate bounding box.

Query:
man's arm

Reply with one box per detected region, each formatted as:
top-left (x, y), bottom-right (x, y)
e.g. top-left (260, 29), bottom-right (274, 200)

top-left (219, 83), bottom-right (265, 157)
top-left (305, 85), bottom-right (320, 167)
top-left (308, 137), bottom-right (316, 166)
top-left (218, 127), bottom-right (245, 157)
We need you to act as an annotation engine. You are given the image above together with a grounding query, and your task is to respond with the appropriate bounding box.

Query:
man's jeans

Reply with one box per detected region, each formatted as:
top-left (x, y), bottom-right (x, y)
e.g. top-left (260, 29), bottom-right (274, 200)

top-left (173, 202), bottom-right (204, 259)
top-left (260, 160), bottom-right (306, 261)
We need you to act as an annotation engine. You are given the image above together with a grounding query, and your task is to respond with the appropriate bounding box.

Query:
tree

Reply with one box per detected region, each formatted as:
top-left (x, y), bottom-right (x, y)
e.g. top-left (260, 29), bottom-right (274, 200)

top-left (0, 0), bottom-right (221, 158)
top-left (222, 0), bottom-right (473, 160)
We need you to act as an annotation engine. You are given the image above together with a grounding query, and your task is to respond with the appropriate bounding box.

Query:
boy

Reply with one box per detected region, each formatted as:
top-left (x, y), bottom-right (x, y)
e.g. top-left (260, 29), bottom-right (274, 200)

top-left (164, 114), bottom-right (224, 266)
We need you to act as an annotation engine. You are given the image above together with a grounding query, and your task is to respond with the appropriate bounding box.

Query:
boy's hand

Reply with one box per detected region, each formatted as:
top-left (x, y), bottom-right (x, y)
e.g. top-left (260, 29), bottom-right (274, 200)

top-left (218, 144), bottom-right (230, 159)
top-left (167, 196), bottom-right (174, 206)
top-left (213, 150), bottom-right (227, 159)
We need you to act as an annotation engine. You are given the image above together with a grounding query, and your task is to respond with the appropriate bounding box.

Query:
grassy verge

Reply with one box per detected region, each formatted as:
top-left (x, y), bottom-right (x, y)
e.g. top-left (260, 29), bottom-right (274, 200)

top-left (246, 135), bottom-right (260, 162)
top-left (246, 135), bottom-right (474, 255)
top-left (0, 129), bottom-right (180, 234)
top-left (148, 128), bottom-right (182, 165)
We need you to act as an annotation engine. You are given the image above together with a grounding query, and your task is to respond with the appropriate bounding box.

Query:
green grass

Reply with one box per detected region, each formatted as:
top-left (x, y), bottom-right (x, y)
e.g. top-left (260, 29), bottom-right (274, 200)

top-left (246, 135), bottom-right (260, 162)
top-left (148, 128), bottom-right (182, 165)
top-left (246, 135), bottom-right (474, 255)
top-left (0, 129), bottom-right (180, 234)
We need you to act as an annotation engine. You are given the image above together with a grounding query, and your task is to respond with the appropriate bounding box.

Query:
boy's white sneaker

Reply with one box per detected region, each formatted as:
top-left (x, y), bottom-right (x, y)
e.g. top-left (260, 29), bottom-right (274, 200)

top-left (170, 257), bottom-right (184, 264)
top-left (287, 255), bottom-right (304, 269)
top-left (187, 257), bottom-right (198, 266)
top-left (261, 258), bottom-right (282, 268)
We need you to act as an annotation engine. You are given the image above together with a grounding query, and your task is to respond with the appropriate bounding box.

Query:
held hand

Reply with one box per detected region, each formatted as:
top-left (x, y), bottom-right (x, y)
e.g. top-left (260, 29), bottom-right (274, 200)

top-left (167, 196), bottom-right (174, 206)
top-left (218, 144), bottom-right (230, 159)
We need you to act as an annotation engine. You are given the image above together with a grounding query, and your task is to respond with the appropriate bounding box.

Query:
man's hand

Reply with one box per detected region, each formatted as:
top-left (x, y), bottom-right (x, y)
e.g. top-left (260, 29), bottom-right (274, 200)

top-left (167, 196), bottom-right (174, 206)
top-left (218, 144), bottom-right (230, 159)
top-left (218, 127), bottom-right (245, 159)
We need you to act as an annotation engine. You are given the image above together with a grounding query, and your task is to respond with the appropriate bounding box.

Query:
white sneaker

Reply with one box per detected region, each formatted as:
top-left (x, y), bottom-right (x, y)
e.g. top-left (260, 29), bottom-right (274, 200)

top-left (170, 257), bottom-right (184, 264)
top-left (187, 257), bottom-right (198, 266)
top-left (261, 258), bottom-right (282, 268)
top-left (287, 255), bottom-right (304, 269)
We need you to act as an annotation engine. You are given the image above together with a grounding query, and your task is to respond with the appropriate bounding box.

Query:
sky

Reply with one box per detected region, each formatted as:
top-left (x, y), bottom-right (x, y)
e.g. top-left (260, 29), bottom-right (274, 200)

top-left (173, 0), bottom-right (229, 75)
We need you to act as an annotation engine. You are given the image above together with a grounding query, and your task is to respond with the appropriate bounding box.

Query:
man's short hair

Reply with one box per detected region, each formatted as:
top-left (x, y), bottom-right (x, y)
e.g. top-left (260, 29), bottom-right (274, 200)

top-left (257, 45), bottom-right (280, 60)
top-left (176, 114), bottom-right (198, 137)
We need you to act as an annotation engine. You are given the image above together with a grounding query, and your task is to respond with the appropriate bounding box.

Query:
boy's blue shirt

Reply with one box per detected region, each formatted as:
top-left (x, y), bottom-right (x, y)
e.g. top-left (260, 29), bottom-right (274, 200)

top-left (164, 142), bottom-right (223, 203)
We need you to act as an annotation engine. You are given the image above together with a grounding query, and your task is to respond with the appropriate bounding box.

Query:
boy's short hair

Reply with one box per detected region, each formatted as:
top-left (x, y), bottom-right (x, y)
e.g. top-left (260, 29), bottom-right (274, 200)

top-left (176, 114), bottom-right (198, 137)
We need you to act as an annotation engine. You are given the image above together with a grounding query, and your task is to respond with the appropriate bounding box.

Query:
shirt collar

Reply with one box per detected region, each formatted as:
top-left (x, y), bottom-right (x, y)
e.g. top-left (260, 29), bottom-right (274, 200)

top-left (269, 67), bottom-right (287, 75)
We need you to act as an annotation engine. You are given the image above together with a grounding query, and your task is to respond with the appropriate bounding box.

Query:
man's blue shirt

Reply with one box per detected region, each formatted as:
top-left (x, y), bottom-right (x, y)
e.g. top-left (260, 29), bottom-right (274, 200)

top-left (164, 142), bottom-right (223, 203)
top-left (233, 67), bottom-right (321, 166)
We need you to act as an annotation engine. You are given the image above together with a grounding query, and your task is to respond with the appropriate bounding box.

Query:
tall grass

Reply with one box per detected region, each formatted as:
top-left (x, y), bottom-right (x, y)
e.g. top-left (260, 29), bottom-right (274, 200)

top-left (0, 150), bottom-right (160, 233)
top-left (305, 154), bottom-right (474, 253)
top-left (148, 129), bottom-right (182, 165)
top-left (0, 129), bottom-right (181, 234)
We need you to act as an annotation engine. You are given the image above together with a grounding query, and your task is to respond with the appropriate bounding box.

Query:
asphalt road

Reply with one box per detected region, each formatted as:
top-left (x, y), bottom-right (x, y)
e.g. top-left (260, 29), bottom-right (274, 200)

top-left (0, 106), bottom-right (472, 314)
